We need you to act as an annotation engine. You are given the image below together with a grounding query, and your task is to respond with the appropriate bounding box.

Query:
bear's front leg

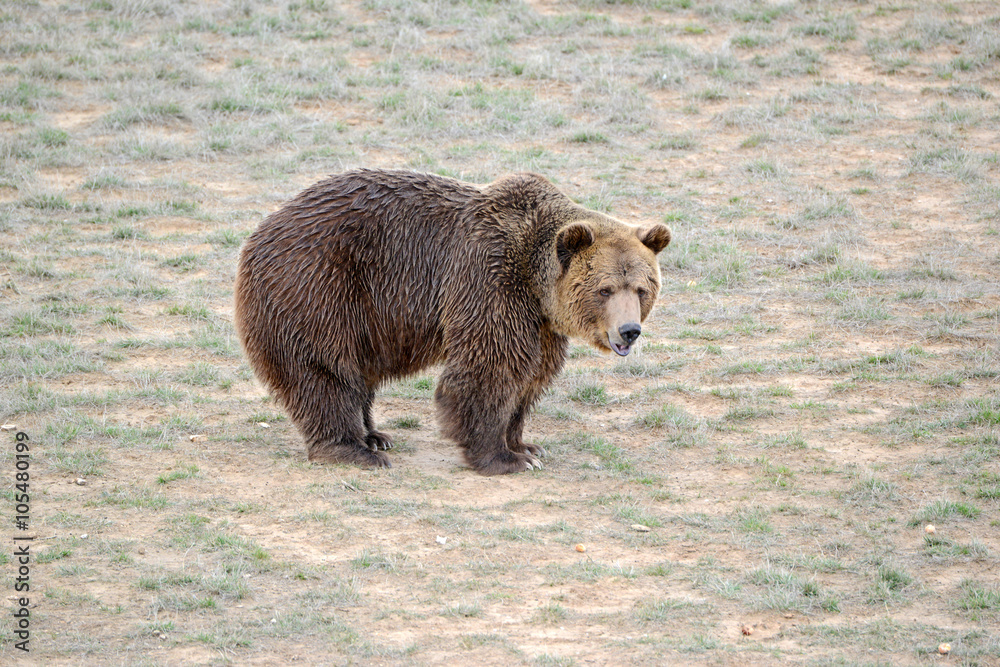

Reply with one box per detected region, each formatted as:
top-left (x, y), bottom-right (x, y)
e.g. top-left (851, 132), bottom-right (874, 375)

top-left (505, 330), bottom-right (566, 460)
top-left (505, 398), bottom-right (547, 459)
top-left (435, 367), bottom-right (542, 475)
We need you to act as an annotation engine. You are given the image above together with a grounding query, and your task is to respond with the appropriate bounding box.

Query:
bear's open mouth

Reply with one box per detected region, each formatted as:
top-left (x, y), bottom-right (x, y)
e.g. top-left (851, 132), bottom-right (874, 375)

top-left (609, 335), bottom-right (631, 357)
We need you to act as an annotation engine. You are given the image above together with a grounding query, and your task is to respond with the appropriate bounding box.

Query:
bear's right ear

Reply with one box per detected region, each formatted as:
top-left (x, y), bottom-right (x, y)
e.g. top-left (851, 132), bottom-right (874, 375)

top-left (556, 222), bottom-right (595, 270)
top-left (636, 223), bottom-right (671, 254)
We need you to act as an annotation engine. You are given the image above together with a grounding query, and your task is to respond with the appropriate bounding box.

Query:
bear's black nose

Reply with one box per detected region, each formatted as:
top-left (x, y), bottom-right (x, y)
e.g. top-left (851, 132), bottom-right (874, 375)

top-left (619, 323), bottom-right (641, 346)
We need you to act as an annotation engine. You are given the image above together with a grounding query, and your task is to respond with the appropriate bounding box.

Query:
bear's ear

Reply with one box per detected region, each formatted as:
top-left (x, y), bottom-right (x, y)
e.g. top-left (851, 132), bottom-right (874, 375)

top-left (556, 222), bottom-right (595, 269)
top-left (636, 224), bottom-right (671, 254)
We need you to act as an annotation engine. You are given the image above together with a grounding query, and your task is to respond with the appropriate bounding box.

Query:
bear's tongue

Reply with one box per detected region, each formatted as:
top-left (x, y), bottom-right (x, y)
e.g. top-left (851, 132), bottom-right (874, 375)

top-left (610, 338), bottom-right (631, 357)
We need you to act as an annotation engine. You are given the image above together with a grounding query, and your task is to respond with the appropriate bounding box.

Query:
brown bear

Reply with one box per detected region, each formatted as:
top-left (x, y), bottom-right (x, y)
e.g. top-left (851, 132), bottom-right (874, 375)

top-left (234, 169), bottom-right (670, 475)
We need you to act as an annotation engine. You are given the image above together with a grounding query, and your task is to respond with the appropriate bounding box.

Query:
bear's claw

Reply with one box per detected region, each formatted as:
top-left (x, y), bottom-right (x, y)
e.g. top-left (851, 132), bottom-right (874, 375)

top-left (365, 430), bottom-right (394, 451)
top-left (469, 450), bottom-right (544, 475)
top-left (359, 449), bottom-right (392, 469)
top-left (522, 442), bottom-right (547, 458)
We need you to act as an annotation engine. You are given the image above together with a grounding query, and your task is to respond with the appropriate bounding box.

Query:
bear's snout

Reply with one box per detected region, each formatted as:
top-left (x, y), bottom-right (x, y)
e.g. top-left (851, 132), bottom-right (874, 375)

top-left (619, 323), bottom-right (641, 346)
top-left (609, 322), bottom-right (642, 356)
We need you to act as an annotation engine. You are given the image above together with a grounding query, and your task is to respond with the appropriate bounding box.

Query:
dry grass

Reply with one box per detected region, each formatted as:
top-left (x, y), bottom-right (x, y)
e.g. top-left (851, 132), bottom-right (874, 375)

top-left (1, 0), bottom-right (999, 665)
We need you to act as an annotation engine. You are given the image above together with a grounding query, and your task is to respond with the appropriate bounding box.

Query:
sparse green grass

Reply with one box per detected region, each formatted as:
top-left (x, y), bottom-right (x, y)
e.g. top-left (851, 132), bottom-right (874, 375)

top-left (640, 403), bottom-right (699, 429)
top-left (576, 434), bottom-right (634, 475)
top-left (568, 130), bottom-right (607, 144)
top-left (3, 1), bottom-right (999, 664)
top-left (820, 261), bottom-right (885, 285)
top-left (385, 415), bottom-right (421, 429)
top-left (568, 383), bottom-right (609, 406)
top-left (743, 158), bottom-right (780, 178)
top-left (653, 133), bottom-right (697, 151)
top-left (908, 500), bottom-right (982, 526)
top-left (157, 464), bottom-right (200, 485)
top-left (845, 476), bottom-right (898, 505)
top-left (176, 362), bottom-right (221, 387)
top-left (50, 445), bottom-right (109, 477)
top-left (634, 597), bottom-right (696, 623)
top-left (958, 580), bottom-right (1000, 612)
top-left (92, 486), bottom-right (169, 511)
top-left (870, 563), bottom-right (914, 603)
top-left (350, 548), bottom-right (405, 573)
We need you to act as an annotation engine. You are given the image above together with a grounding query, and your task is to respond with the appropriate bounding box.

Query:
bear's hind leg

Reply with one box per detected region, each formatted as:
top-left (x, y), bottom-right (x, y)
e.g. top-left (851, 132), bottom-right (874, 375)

top-left (362, 390), bottom-right (393, 452)
top-left (288, 365), bottom-right (391, 469)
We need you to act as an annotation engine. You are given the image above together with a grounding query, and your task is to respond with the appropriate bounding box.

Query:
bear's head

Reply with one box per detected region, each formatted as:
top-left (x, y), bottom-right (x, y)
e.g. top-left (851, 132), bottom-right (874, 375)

top-left (553, 216), bottom-right (671, 356)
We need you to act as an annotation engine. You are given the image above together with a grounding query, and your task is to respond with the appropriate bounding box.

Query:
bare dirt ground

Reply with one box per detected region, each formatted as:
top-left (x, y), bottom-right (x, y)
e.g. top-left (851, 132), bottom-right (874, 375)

top-left (1, 0), bottom-right (999, 665)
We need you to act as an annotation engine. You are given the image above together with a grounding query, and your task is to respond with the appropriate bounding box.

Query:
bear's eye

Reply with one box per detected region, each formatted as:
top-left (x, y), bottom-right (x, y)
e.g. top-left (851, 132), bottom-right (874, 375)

top-left (599, 288), bottom-right (612, 298)
top-left (637, 288), bottom-right (647, 299)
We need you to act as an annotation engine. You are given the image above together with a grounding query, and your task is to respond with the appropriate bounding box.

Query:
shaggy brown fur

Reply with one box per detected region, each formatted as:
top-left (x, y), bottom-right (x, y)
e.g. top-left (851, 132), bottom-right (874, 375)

top-left (234, 169), bottom-right (670, 475)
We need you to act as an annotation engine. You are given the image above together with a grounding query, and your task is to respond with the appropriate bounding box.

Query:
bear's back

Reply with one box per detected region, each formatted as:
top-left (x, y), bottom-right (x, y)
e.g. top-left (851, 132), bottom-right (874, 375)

top-left (236, 170), bottom-right (488, 381)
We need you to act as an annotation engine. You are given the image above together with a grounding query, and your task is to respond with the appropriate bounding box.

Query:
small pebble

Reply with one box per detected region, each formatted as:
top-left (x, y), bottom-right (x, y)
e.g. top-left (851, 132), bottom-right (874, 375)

top-left (925, 524), bottom-right (936, 534)
top-left (631, 524), bottom-right (651, 532)
top-left (75, 478), bottom-right (87, 486)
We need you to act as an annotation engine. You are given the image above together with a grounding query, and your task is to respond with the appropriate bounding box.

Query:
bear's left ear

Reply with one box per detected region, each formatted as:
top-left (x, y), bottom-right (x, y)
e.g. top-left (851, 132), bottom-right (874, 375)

top-left (556, 222), bottom-right (595, 270)
top-left (636, 224), bottom-right (671, 254)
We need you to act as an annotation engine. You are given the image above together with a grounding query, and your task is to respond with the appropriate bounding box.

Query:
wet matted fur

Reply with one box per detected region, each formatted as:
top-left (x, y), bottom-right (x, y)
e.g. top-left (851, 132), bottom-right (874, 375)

top-left (234, 169), bottom-right (670, 475)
